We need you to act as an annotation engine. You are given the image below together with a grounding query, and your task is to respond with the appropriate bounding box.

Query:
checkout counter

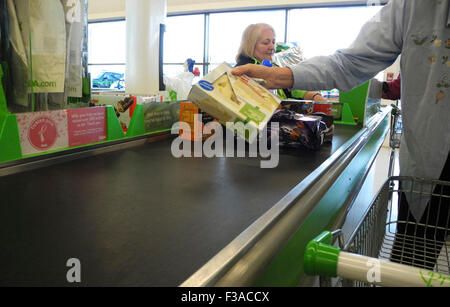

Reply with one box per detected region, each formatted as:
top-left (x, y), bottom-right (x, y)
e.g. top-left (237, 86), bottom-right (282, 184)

top-left (0, 80), bottom-right (390, 286)
top-left (0, 1), bottom-right (390, 286)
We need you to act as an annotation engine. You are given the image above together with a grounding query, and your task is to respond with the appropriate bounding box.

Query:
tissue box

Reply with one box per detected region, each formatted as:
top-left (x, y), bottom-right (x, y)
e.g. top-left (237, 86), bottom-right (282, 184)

top-left (187, 63), bottom-right (281, 142)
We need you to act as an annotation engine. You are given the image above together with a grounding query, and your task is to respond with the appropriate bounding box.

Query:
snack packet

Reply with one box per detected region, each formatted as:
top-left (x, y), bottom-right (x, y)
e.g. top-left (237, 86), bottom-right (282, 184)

top-left (267, 108), bottom-right (333, 150)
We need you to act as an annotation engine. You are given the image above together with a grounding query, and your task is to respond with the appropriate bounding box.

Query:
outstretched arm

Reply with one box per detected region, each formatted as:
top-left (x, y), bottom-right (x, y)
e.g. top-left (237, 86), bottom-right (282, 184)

top-left (233, 1), bottom-right (405, 92)
top-left (289, 1), bottom-right (404, 92)
top-left (231, 64), bottom-right (294, 90)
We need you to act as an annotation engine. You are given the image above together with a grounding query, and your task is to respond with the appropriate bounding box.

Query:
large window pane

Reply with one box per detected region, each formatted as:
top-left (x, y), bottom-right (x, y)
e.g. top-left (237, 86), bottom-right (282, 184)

top-left (88, 20), bottom-right (126, 91)
top-left (88, 20), bottom-right (126, 64)
top-left (209, 10), bottom-right (286, 65)
top-left (287, 6), bottom-right (382, 59)
top-left (164, 14), bottom-right (204, 63)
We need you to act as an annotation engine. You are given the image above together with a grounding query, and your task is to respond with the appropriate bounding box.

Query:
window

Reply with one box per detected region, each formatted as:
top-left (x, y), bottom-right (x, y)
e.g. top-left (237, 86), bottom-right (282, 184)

top-left (163, 14), bottom-right (205, 77)
top-left (87, 4), bottom-right (387, 90)
top-left (287, 6), bottom-right (383, 59)
top-left (88, 20), bottom-right (126, 90)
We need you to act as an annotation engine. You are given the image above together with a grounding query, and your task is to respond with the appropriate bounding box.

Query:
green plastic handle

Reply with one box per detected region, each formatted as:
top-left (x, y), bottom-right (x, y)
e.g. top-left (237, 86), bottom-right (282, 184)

top-left (304, 231), bottom-right (340, 277)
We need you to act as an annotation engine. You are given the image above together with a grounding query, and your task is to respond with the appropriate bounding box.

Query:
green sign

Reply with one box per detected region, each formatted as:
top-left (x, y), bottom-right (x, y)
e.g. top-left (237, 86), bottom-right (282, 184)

top-left (143, 101), bottom-right (181, 132)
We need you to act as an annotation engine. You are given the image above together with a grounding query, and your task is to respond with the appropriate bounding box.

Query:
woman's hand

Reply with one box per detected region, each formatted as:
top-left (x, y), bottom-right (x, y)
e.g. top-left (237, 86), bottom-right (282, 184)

top-left (312, 94), bottom-right (327, 102)
top-left (304, 91), bottom-right (326, 102)
top-left (231, 64), bottom-right (294, 89)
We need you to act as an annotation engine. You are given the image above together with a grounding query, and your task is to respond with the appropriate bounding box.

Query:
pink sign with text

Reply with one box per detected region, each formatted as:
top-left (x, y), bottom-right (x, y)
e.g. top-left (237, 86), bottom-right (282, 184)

top-left (67, 107), bottom-right (107, 147)
top-left (16, 107), bottom-right (108, 156)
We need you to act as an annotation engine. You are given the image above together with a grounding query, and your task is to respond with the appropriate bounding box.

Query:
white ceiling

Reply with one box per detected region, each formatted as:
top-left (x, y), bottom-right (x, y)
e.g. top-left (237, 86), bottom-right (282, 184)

top-left (88, 0), bottom-right (356, 20)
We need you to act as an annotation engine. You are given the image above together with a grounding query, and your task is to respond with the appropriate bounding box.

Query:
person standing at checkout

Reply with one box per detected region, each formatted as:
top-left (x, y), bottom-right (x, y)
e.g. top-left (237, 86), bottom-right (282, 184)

top-left (235, 23), bottom-right (326, 102)
top-left (232, 0), bottom-right (450, 270)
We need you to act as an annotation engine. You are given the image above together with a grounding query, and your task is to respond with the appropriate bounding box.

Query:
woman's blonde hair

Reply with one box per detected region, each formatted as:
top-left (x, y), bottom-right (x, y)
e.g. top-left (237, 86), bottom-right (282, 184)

top-left (236, 23), bottom-right (275, 63)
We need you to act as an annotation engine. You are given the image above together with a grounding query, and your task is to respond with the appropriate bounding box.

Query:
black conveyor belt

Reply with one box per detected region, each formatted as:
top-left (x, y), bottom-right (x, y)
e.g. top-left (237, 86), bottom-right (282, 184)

top-left (0, 125), bottom-right (359, 286)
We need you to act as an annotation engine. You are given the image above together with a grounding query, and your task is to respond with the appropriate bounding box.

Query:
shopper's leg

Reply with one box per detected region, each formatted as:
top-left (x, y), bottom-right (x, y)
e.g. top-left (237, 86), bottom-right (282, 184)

top-left (419, 183), bottom-right (450, 270)
top-left (421, 153), bottom-right (450, 270)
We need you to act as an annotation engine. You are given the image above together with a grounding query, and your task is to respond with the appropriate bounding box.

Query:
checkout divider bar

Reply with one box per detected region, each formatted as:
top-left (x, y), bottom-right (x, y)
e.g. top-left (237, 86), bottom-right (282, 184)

top-left (329, 110), bottom-right (391, 232)
top-left (181, 107), bottom-right (391, 287)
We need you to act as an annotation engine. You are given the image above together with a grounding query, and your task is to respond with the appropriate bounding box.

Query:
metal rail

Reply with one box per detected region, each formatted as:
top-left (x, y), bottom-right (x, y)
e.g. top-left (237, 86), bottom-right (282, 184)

top-left (181, 107), bottom-right (391, 286)
top-left (0, 133), bottom-right (170, 178)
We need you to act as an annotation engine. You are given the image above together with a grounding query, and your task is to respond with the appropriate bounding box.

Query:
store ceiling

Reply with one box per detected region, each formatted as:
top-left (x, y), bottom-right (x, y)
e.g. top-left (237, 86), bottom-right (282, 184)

top-left (88, 0), bottom-right (352, 19)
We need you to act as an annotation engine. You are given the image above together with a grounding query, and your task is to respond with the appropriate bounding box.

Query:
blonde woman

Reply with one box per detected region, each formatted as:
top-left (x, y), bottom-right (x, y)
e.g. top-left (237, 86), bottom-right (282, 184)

top-left (235, 23), bottom-right (325, 101)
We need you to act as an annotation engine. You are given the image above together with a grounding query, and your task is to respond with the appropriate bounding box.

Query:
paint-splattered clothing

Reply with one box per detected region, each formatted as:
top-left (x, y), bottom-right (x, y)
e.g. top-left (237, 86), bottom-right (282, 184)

top-left (290, 0), bottom-right (450, 220)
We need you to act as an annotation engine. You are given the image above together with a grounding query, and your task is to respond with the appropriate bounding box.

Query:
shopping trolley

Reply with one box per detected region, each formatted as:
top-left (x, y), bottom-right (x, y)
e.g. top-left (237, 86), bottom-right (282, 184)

top-left (388, 103), bottom-right (402, 178)
top-left (304, 176), bottom-right (450, 287)
top-left (389, 103), bottom-right (402, 150)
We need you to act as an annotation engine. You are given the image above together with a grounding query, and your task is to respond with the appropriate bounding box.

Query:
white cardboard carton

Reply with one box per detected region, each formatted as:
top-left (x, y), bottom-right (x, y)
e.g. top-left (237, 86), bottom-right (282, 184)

top-left (187, 63), bottom-right (281, 142)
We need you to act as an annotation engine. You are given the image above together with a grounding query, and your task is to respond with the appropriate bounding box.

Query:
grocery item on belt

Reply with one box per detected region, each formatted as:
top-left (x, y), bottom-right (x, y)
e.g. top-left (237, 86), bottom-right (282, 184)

top-left (313, 101), bottom-right (332, 115)
top-left (280, 99), bottom-right (314, 114)
top-left (188, 63), bottom-right (281, 143)
top-left (179, 101), bottom-right (216, 141)
top-left (214, 72), bottom-right (240, 106)
top-left (228, 73), bottom-right (280, 112)
top-left (91, 93), bottom-right (136, 133)
top-left (281, 99), bottom-right (341, 123)
top-left (117, 96), bottom-right (134, 113)
top-left (311, 112), bottom-right (334, 144)
top-left (267, 108), bottom-right (333, 150)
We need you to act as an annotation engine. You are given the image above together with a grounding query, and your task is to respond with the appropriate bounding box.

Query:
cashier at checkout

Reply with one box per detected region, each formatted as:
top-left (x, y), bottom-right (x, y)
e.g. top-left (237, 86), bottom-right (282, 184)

top-left (235, 23), bottom-right (326, 102)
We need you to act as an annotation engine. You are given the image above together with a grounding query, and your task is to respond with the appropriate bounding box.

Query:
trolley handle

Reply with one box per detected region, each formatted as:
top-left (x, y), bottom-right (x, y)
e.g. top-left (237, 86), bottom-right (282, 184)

top-left (304, 231), bottom-right (340, 277)
top-left (304, 231), bottom-right (450, 287)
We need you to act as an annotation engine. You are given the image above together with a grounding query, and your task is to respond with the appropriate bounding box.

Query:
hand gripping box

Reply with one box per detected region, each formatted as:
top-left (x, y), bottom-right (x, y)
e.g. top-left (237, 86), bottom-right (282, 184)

top-left (187, 64), bottom-right (281, 143)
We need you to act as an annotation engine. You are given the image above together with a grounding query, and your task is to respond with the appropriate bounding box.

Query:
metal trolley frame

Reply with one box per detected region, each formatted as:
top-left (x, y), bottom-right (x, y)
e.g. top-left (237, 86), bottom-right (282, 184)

top-left (304, 176), bottom-right (450, 287)
top-left (304, 107), bottom-right (450, 287)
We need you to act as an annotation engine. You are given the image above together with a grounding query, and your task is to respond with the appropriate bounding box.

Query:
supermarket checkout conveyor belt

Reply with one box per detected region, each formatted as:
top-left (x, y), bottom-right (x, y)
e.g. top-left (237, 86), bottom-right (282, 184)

top-left (0, 125), bottom-right (359, 286)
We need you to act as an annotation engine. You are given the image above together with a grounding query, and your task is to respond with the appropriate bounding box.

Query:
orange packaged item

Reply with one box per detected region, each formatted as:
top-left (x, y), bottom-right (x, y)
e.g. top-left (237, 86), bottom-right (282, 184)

top-left (179, 102), bottom-right (215, 141)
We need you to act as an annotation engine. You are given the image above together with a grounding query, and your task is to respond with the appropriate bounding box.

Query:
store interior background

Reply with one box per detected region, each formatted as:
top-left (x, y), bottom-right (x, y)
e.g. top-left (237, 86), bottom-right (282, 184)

top-left (87, 0), bottom-right (399, 238)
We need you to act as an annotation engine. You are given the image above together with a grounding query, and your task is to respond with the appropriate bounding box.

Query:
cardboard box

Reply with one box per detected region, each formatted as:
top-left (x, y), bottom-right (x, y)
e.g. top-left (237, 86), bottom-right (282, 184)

top-left (188, 64), bottom-right (281, 142)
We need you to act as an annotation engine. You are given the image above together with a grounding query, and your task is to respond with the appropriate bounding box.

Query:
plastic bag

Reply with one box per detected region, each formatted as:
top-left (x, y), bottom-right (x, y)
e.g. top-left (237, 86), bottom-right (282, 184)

top-left (61, 0), bottom-right (85, 98)
top-left (163, 72), bottom-right (194, 101)
top-left (6, 0), bottom-right (29, 107)
top-left (7, 0), bottom-right (66, 111)
top-left (17, 0), bottom-right (67, 94)
top-left (272, 46), bottom-right (305, 68)
top-left (48, 0), bottom-right (87, 109)
top-left (61, 0), bottom-right (85, 97)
